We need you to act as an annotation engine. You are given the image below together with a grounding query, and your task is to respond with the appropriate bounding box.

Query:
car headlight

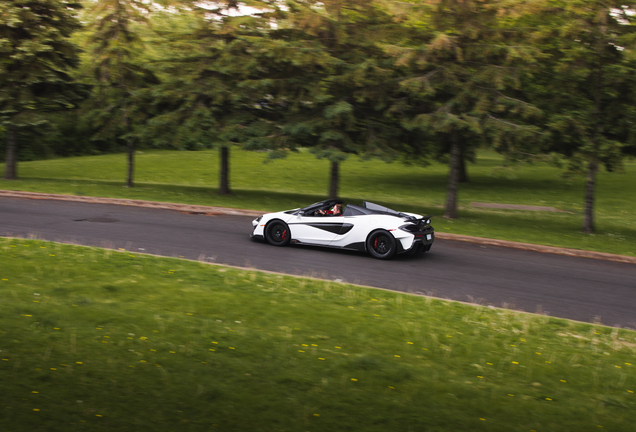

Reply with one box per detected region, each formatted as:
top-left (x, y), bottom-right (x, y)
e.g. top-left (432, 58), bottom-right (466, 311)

top-left (255, 216), bottom-right (263, 223)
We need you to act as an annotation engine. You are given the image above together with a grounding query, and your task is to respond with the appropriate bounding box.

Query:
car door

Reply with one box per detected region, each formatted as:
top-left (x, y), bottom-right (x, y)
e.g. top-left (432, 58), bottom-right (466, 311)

top-left (328, 215), bottom-right (364, 248)
top-left (287, 214), bottom-right (342, 246)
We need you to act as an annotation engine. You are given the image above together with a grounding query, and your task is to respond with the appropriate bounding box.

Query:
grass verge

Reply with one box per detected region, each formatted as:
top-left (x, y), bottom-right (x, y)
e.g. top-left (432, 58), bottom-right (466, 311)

top-left (1, 149), bottom-right (635, 257)
top-left (1, 237), bottom-right (635, 431)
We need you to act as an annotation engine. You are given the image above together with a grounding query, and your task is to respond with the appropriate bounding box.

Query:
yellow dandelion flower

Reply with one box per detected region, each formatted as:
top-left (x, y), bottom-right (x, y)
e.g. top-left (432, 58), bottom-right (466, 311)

top-left (33, 409), bottom-right (40, 412)
top-left (477, 376), bottom-right (483, 379)
top-left (508, 394), bottom-right (514, 397)
top-left (479, 418), bottom-right (486, 421)
top-left (512, 361), bottom-right (519, 365)
top-left (314, 413), bottom-right (320, 417)
top-left (628, 390), bottom-right (634, 393)
top-left (335, 346), bottom-right (341, 349)
top-left (407, 342), bottom-right (414, 345)
top-left (229, 347), bottom-right (235, 350)
top-left (319, 358), bottom-right (325, 360)
top-left (76, 362), bottom-right (82, 365)
top-left (561, 380), bottom-right (567, 383)
top-left (32, 391), bottom-right (39, 394)
top-left (351, 378), bottom-right (358, 381)
top-left (209, 349), bottom-right (215, 351)
top-left (298, 350), bottom-right (305, 353)
top-left (626, 363), bottom-right (632, 366)
top-left (546, 398), bottom-right (552, 401)
top-left (302, 344), bottom-right (308, 347)
top-left (311, 344), bottom-right (318, 347)
top-left (388, 386), bottom-right (395, 389)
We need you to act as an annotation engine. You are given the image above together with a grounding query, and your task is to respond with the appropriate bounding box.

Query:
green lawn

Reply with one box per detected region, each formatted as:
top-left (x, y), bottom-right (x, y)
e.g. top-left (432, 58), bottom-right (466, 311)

top-left (1, 238), bottom-right (635, 431)
top-left (1, 148), bottom-right (635, 256)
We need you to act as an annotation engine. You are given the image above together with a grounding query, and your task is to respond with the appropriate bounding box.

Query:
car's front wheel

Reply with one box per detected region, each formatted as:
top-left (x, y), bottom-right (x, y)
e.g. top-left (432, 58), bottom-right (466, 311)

top-left (265, 220), bottom-right (291, 246)
top-left (367, 230), bottom-right (396, 260)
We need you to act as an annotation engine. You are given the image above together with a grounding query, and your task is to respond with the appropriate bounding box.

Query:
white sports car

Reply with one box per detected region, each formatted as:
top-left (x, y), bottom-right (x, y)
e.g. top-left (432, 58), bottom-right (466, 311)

top-left (251, 199), bottom-right (434, 259)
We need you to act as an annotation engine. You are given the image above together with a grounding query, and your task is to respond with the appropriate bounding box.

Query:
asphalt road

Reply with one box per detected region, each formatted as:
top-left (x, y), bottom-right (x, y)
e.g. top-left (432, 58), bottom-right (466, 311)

top-left (2, 197), bottom-right (635, 329)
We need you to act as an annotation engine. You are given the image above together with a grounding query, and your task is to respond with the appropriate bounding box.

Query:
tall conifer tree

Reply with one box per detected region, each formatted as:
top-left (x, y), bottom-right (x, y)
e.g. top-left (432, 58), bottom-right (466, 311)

top-left (386, 0), bottom-right (540, 218)
top-left (0, 0), bottom-right (84, 179)
top-left (85, 0), bottom-right (158, 188)
top-left (526, 0), bottom-right (636, 233)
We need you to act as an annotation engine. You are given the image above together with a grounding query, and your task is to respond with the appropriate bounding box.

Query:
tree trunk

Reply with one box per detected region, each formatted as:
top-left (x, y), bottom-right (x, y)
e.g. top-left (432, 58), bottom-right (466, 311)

top-left (126, 140), bottom-right (135, 188)
top-left (582, 159), bottom-right (597, 234)
top-left (219, 145), bottom-right (231, 195)
top-left (4, 125), bottom-right (18, 180)
top-left (444, 134), bottom-right (461, 219)
top-left (123, 106), bottom-right (134, 188)
top-left (329, 160), bottom-right (339, 199)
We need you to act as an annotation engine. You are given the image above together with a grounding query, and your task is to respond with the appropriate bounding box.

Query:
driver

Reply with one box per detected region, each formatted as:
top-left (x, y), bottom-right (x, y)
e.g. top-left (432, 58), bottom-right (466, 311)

top-left (317, 203), bottom-right (343, 216)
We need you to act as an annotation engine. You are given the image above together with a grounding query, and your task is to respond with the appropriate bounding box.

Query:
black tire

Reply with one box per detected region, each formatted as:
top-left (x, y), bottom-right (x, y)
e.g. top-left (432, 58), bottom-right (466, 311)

top-left (265, 220), bottom-right (291, 246)
top-left (366, 230), bottom-right (396, 260)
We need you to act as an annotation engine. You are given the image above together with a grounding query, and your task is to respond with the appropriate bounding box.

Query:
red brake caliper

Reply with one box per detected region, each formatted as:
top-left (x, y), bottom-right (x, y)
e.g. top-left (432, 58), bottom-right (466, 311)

top-left (374, 238), bottom-right (378, 249)
top-left (282, 230), bottom-right (287, 240)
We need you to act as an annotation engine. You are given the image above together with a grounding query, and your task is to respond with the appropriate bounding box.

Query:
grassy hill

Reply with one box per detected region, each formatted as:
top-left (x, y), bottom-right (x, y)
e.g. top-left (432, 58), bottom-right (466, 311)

top-left (1, 238), bottom-right (635, 431)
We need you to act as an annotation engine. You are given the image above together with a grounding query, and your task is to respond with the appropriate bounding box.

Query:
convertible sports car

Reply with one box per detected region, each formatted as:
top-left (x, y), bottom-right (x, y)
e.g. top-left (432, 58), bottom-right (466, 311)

top-left (251, 199), bottom-right (434, 259)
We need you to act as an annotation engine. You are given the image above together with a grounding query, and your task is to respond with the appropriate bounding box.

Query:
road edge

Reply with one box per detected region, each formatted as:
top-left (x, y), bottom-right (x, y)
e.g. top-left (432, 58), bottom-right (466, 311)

top-left (2, 189), bottom-right (634, 265)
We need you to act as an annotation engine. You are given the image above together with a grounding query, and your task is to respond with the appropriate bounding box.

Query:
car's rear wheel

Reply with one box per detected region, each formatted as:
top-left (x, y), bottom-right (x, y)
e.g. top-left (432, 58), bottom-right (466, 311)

top-left (265, 220), bottom-right (291, 246)
top-left (367, 230), bottom-right (396, 260)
